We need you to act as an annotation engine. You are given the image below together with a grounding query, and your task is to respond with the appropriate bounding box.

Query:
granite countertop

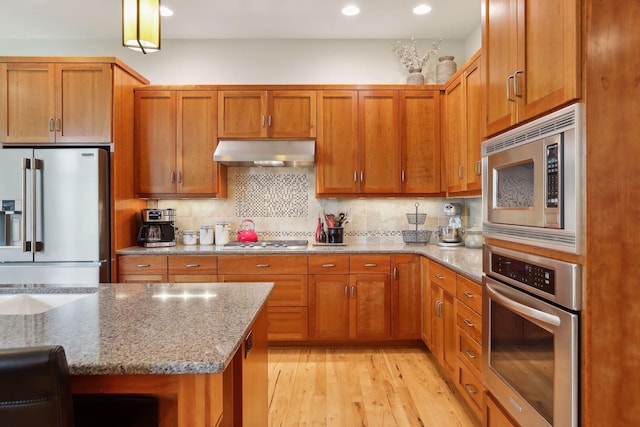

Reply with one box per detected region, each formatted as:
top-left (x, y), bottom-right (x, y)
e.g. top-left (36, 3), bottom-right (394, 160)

top-left (0, 282), bottom-right (274, 376)
top-left (118, 243), bottom-right (483, 282)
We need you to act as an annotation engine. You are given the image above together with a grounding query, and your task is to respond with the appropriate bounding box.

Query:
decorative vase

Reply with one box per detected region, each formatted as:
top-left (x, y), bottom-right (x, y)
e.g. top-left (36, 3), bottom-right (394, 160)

top-left (436, 56), bottom-right (457, 84)
top-left (406, 69), bottom-right (424, 85)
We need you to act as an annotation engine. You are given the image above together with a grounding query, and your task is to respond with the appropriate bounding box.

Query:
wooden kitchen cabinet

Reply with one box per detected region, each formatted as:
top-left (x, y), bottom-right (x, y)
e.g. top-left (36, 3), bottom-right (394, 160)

top-left (443, 51), bottom-right (482, 195)
top-left (429, 260), bottom-right (457, 379)
top-left (391, 254), bottom-right (421, 339)
top-left (485, 392), bottom-right (521, 427)
top-left (0, 62), bottom-right (112, 144)
top-left (421, 256), bottom-right (431, 346)
top-left (399, 90), bottom-right (442, 194)
top-left (218, 255), bottom-right (309, 341)
top-left (134, 90), bottom-right (226, 198)
top-left (168, 255), bottom-right (217, 283)
top-left (118, 255), bottom-right (168, 283)
top-left (483, 0), bottom-right (580, 136)
top-left (217, 90), bottom-right (316, 138)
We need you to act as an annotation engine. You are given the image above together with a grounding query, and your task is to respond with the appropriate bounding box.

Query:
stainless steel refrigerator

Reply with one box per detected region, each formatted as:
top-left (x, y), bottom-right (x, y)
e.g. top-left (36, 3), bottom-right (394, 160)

top-left (0, 148), bottom-right (109, 285)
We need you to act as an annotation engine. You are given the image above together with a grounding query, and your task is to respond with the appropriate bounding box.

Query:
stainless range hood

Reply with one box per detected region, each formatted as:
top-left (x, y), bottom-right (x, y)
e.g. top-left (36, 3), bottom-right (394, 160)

top-left (213, 140), bottom-right (315, 167)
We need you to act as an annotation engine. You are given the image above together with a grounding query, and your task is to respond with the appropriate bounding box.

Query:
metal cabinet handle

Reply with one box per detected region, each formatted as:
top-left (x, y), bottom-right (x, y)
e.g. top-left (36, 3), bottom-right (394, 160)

top-left (344, 286), bottom-right (348, 297)
top-left (458, 165), bottom-right (464, 180)
top-left (261, 115), bottom-right (265, 128)
top-left (513, 70), bottom-right (523, 98)
top-left (463, 318), bottom-right (475, 328)
top-left (435, 300), bottom-right (443, 318)
top-left (353, 171), bottom-right (358, 183)
top-left (177, 171), bottom-right (182, 183)
top-left (360, 171), bottom-right (364, 182)
top-left (136, 264), bottom-right (151, 268)
top-left (435, 274), bottom-right (445, 280)
top-left (48, 118), bottom-right (55, 132)
top-left (55, 118), bottom-right (61, 132)
top-left (401, 170), bottom-right (405, 182)
top-left (170, 171), bottom-right (176, 183)
top-left (463, 384), bottom-right (478, 395)
top-left (322, 263), bottom-right (336, 268)
top-left (363, 263), bottom-right (377, 267)
top-left (256, 264), bottom-right (270, 268)
top-left (475, 160), bottom-right (482, 176)
top-left (464, 349), bottom-right (477, 360)
top-left (506, 74), bottom-right (515, 101)
top-left (268, 115), bottom-right (272, 127)
top-left (351, 286), bottom-right (356, 297)
top-left (185, 264), bottom-right (200, 268)
top-left (463, 291), bottom-right (475, 299)
top-left (393, 267), bottom-right (397, 280)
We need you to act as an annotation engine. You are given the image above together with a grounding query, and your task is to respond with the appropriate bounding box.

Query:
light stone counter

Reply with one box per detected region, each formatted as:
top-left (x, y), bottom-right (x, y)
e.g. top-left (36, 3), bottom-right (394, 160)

top-left (0, 282), bottom-right (274, 376)
top-left (118, 243), bottom-right (483, 282)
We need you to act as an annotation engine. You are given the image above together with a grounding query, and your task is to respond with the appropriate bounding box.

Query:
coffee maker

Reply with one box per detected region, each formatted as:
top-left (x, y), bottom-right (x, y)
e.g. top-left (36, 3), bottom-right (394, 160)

top-left (137, 208), bottom-right (176, 247)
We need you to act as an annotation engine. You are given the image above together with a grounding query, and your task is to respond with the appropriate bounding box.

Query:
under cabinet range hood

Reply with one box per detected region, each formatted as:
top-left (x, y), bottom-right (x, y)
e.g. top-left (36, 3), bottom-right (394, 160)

top-left (213, 140), bottom-right (315, 167)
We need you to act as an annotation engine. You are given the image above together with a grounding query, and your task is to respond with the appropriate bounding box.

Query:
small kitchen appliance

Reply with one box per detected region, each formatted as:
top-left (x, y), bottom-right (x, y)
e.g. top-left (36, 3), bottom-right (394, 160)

top-left (436, 203), bottom-right (465, 247)
top-left (137, 208), bottom-right (176, 248)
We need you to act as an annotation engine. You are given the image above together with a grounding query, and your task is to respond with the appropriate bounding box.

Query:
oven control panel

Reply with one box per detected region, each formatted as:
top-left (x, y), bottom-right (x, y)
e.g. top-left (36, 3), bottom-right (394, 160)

top-left (491, 254), bottom-right (555, 295)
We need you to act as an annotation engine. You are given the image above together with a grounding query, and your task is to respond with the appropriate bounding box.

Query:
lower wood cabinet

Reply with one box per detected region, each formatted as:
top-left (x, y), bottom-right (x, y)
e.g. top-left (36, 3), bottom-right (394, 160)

top-left (391, 254), bottom-right (421, 339)
top-left (168, 255), bottom-right (217, 283)
top-left (485, 392), bottom-right (521, 427)
top-left (428, 260), bottom-right (458, 379)
top-left (118, 255), bottom-right (168, 283)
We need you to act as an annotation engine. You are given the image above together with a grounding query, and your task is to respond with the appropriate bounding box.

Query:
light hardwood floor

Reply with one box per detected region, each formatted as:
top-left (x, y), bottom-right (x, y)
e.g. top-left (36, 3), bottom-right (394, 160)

top-left (268, 347), bottom-right (480, 427)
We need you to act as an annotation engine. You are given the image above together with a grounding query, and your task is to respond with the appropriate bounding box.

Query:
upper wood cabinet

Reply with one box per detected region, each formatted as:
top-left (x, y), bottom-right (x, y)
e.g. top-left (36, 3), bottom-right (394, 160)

top-left (0, 62), bottom-right (112, 144)
top-left (134, 90), bottom-right (227, 198)
top-left (399, 90), bottom-right (441, 194)
top-left (443, 52), bottom-right (482, 195)
top-left (483, 0), bottom-right (581, 136)
top-left (217, 90), bottom-right (316, 138)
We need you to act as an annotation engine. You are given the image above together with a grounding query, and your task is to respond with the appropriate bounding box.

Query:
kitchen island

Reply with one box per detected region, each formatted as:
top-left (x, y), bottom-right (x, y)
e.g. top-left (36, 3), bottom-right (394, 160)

top-left (0, 281), bottom-right (274, 427)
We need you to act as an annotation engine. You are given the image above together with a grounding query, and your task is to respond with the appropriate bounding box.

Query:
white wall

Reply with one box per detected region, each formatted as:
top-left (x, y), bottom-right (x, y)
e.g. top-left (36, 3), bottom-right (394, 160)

top-left (0, 38), bottom-right (477, 85)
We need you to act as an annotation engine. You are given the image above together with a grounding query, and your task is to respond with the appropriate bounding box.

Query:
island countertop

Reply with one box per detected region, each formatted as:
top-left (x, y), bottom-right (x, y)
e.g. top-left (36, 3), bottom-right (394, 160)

top-left (0, 282), bottom-right (274, 376)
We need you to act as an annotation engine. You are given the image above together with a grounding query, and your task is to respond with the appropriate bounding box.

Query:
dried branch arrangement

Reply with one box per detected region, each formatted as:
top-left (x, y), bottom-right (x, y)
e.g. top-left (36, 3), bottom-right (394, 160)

top-left (391, 38), bottom-right (441, 71)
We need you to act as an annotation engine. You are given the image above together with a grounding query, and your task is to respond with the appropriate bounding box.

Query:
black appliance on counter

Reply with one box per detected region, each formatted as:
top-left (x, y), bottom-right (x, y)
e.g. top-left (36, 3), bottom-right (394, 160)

top-left (137, 209), bottom-right (176, 247)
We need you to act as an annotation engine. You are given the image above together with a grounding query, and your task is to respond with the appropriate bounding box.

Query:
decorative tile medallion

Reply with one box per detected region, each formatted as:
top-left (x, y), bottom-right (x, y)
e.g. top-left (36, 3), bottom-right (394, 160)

top-left (235, 173), bottom-right (309, 218)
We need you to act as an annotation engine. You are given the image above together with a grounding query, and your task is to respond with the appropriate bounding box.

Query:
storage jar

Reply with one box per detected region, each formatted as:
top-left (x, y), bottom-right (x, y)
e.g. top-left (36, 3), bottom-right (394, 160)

top-left (199, 225), bottom-right (214, 245)
top-left (182, 230), bottom-right (199, 246)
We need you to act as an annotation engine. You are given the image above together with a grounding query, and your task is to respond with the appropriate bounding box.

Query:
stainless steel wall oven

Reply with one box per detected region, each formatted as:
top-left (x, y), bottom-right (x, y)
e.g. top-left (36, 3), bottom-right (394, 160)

top-left (483, 245), bottom-right (581, 427)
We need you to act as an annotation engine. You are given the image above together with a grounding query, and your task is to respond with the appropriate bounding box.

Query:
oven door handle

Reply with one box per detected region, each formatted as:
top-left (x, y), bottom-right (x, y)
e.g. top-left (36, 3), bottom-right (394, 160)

top-left (486, 282), bottom-right (561, 327)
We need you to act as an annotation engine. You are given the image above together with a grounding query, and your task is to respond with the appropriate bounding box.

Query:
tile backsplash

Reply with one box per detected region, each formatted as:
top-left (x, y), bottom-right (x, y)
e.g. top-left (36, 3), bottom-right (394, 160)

top-left (153, 167), bottom-right (482, 244)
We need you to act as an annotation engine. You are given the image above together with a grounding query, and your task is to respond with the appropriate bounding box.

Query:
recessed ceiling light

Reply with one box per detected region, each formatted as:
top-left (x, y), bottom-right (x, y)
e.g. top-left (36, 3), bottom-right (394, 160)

top-left (342, 5), bottom-right (360, 16)
top-left (413, 4), bottom-right (432, 15)
top-left (160, 5), bottom-right (174, 17)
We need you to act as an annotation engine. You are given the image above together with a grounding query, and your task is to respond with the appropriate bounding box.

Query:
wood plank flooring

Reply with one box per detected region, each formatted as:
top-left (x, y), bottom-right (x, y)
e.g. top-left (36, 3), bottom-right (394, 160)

top-left (268, 347), bottom-right (480, 427)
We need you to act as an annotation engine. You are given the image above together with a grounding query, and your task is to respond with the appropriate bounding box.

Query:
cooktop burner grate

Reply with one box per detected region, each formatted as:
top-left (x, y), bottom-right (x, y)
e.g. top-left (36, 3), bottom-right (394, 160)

top-left (223, 240), bottom-right (308, 249)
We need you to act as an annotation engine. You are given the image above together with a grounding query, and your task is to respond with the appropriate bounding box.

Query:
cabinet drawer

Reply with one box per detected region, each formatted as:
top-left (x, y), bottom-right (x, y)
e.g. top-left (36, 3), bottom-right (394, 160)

top-left (457, 328), bottom-right (482, 374)
top-left (219, 275), bottom-right (307, 307)
top-left (457, 301), bottom-right (482, 344)
top-left (349, 255), bottom-right (390, 274)
top-left (309, 255), bottom-right (349, 274)
top-left (168, 255), bottom-right (217, 275)
top-left (119, 255), bottom-right (167, 275)
top-left (457, 275), bottom-right (482, 314)
top-left (429, 261), bottom-right (456, 295)
top-left (218, 255), bottom-right (308, 275)
top-left (456, 362), bottom-right (485, 419)
top-left (267, 307), bottom-right (308, 341)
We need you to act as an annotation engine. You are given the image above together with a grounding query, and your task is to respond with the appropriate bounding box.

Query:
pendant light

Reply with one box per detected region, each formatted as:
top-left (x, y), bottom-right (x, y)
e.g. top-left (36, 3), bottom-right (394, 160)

top-left (122, 0), bottom-right (161, 54)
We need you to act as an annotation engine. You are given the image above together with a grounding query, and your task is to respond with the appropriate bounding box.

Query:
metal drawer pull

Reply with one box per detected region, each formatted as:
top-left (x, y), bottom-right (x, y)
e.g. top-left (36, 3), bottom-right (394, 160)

top-left (185, 264), bottom-right (200, 268)
top-left (256, 264), bottom-right (270, 268)
top-left (463, 319), bottom-right (475, 328)
top-left (322, 263), bottom-right (336, 268)
top-left (463, 291), bottom-right (475, 299)
top-left (464, 349), bottom-right (477, 359)
top-left (363, 263), bottom-right (377, 267)
top-left (435, 274), bottom-right (445, 280)
top-left (136, 264), bottom-right (151, 268)
top-left (463, 384), bottom-right (478, 395)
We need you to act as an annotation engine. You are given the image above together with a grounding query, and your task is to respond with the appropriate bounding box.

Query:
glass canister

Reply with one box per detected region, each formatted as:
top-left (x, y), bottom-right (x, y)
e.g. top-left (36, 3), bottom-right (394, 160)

top-left (182, 230), bottom-right (199, 246)
top-left (199, 225), bottom-right (214, 245)
top-left (464, 226), bottom-right (484, 249)
top-left (215, 221), bottom-right (229, 246)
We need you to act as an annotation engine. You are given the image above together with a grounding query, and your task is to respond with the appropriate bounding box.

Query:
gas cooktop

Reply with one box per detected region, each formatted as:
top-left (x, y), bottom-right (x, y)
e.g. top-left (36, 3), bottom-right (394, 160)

top-left (222, 240), bottom-right (308, 249)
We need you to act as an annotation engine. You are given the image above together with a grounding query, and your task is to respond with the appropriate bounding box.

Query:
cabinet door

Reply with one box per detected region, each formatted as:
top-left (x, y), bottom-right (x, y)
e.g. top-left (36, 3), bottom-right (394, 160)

top-left (309, 275), bottom-right (350, 339)
top-left (399, 91), bottom-right (441, 194)
top-left (442, 291), bottom-right (457, 378)
top-left (217, 91), bottom-right (266, 138)
top-left (268, 90), bottom-right (316, 138)
top-left (444, 75), bottom-right (466, 193)
top-left (177, 91), bottom-right (223, 195)
top-left (421, 257), bottom-right (431, 347)
top-left (391, 254), bottom-right (421, 339)
top-left (135, 91), bottom-right (177, 195)
top-left (464, 57), bottom-right (483, 192)
top-left (486, 392), bottom-right (520, 427)
top-left (315, 90), bottom-right (359, 195)
top-left (358, 91), bottom-right (401, 194)
top-left (0, 63), bottom-right (55, 143)
top-left (484, 0), bottom-right (518, 135)
top-left (55, 63), bottom-right (112, 143)
top-left (350, 274), bottom-right (391, 339)
top-left (516, 0), bottom-right (581, 123)
top-left (430, 284), bottom-right (444, 359)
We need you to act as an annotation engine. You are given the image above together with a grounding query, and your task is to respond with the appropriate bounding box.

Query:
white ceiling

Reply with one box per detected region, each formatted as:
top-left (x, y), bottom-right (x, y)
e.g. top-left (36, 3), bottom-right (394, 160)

top-left (0, 0), bottom-right (481, 40)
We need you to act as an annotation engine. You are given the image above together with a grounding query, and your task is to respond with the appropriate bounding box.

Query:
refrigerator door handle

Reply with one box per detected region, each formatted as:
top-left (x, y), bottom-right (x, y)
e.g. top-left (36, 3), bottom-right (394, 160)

top-left (32, 158), bottom-right (44, 253)
top-left (21, 158), bottom-right (31, 253)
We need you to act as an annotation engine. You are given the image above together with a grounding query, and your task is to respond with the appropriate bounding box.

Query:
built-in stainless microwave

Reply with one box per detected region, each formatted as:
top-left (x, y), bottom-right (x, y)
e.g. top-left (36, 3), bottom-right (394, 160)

top-left (482, 103), bottom-right (585, 254)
